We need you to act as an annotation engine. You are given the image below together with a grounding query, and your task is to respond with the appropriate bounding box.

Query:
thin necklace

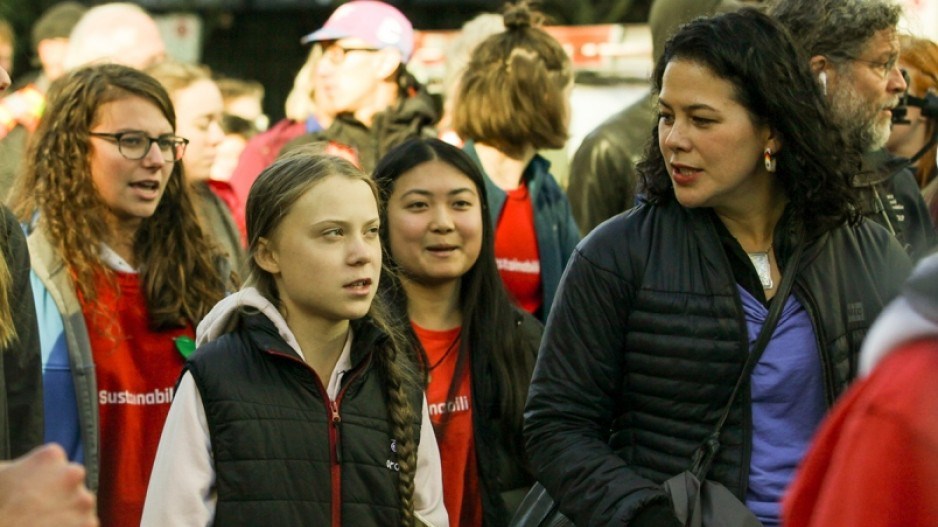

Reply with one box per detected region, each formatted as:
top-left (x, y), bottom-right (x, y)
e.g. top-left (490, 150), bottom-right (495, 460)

top-left (428, 332), bottom-right (460, 371)
top-left (746, 245), bottom-right (774, 290)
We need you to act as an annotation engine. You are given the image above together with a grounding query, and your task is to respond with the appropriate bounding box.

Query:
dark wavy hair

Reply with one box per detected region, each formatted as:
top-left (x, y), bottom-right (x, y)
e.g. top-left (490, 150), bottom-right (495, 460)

top-left (11, 63), bottom-right (227, 328)
top-left (373, 137), bottom-right (536, 458)
top-left (638, 8), bottom-right (859, 236)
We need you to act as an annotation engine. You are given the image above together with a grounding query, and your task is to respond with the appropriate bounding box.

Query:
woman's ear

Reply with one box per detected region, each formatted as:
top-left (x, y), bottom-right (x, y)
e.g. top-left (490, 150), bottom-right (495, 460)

top-left (767, 129), bottom-right (782, 156)
top-left (760, 122), bottom-right (782, 156)
top-left (253, 237), bottom-right (280, 275)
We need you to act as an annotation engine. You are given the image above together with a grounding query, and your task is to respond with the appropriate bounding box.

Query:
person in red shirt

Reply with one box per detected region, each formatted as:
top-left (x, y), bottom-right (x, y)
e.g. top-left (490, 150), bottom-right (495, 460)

top-left (9, 63), bottom-right (230, 526)
top-left (783, 253), bottom-right (938, 527)
top-left (375, 137), bottom-right (543, 526)
top-left (452, 2), bottom-right (580, 322)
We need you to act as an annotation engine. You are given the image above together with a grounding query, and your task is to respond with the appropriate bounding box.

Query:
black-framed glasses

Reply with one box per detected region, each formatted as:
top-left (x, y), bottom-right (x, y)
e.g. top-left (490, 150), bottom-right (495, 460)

top-left (835, 54), bottom-right (900, 80)
top-left (89, 131), bottom-right (189, 162)
top-left (321, 43), bottom-right (380, 65)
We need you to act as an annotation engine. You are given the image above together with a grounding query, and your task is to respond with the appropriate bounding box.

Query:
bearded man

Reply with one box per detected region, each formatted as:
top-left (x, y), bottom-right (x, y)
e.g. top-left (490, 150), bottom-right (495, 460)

top-left (773, 0), bottom-right (936, 260)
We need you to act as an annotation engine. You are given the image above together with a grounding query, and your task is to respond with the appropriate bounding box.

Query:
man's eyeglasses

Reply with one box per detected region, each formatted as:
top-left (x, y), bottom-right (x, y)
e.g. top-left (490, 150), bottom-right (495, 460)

top-left (321, 43), bottom-right (380, 65)
top-left (836, 54), bottom-right (900, 80)
top-left (89, 131), bottom-right (189, 162)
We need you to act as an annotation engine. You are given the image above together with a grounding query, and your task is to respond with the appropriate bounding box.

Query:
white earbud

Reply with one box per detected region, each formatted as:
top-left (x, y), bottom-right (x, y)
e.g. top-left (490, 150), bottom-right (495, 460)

top-left (818, 71), bottom-right (828, 95)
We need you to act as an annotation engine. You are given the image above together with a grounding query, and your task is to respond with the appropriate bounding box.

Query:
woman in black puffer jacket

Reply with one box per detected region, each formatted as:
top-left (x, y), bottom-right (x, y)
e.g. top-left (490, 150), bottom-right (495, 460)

top-left (523, 9), bottom-right (913, 527)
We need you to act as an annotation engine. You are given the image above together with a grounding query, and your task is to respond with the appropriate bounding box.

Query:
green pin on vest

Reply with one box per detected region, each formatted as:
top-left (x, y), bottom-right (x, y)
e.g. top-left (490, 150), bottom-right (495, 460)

top-left (173, 336), bottom-right (196, 359)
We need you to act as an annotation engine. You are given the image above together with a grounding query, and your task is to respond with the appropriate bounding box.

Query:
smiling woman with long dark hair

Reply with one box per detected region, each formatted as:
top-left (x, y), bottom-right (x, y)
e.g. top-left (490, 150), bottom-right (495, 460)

top-left (375, 137), bottom-right (542, 526)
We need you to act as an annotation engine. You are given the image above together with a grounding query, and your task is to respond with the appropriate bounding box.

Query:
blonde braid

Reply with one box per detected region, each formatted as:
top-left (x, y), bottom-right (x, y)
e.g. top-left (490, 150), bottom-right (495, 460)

top-left (370, 301), bottom-right (419, 527)
top-left (385, 347), bottom-right (418, 527)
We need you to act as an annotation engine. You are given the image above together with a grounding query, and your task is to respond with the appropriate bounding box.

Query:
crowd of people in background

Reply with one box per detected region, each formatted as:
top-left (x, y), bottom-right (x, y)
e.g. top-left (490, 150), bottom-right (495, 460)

top-left (0, 0), bottom-right (936, 526)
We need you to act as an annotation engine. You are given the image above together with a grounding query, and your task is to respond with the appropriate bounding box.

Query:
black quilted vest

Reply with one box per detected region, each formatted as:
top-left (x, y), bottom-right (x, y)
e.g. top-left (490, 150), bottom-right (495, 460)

top-left (187, 314), bottom-right (422, 527)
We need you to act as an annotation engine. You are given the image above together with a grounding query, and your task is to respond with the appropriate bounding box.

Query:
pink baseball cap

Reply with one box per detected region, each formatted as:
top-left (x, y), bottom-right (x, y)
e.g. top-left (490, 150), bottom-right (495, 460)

top-left (301, 1), bottom-right (414, 62)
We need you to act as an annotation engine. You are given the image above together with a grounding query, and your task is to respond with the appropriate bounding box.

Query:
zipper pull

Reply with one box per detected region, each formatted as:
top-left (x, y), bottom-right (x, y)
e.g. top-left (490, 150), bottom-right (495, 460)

top-left (331, 400), bottom-right (342, 464)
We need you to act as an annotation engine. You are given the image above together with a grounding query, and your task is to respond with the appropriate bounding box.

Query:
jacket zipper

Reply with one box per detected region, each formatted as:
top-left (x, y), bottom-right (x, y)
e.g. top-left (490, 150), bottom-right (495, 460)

top-left (707, 217), bottom-right (756, 498)
top-left (265, 349), bottom-right (366, 527)
top-left (791, 285), bottom-right (836, 406)
top-left (729, 281), bottom-right (753, 498)
top-left (329, 398), bottom-right (342, 527)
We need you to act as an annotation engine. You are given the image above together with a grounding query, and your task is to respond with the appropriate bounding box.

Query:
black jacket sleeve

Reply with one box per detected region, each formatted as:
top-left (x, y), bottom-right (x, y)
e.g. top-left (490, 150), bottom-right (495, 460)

top-left (523, 233), bottom-right (671, 526)
top-left (0, 206), bottom-right (43, 459)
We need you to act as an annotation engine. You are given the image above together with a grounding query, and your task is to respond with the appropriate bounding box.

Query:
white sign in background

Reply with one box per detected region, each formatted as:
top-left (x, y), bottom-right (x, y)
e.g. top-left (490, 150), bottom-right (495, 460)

top-left (155, 13), bottom-right (203, 64)
top-left (901, 0), bottom-right (937, 40)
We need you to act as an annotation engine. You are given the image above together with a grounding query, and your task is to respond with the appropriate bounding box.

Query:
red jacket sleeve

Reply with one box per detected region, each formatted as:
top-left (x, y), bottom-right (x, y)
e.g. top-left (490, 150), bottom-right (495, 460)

top-left (782, 339), bottom-right (938, 527)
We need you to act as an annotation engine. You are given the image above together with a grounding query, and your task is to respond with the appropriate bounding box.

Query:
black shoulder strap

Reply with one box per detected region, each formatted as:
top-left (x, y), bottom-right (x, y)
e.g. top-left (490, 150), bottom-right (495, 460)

top-left (691, 238), bottom-right (807, 479)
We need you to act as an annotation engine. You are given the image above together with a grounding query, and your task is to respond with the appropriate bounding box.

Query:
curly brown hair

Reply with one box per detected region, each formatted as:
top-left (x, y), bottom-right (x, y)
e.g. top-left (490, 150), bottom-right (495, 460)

top-left (10, 63), bottom-right (228, 329)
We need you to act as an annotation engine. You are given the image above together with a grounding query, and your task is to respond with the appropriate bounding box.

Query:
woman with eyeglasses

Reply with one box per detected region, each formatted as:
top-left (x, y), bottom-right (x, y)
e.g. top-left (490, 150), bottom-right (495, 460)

top-left (8, 63), bottom-right (231, 526)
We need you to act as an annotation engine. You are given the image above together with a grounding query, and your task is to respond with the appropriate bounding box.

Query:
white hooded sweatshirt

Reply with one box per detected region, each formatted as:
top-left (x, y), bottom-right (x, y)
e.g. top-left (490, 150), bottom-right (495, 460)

top-left (140, 287), bottom-right (448, 526)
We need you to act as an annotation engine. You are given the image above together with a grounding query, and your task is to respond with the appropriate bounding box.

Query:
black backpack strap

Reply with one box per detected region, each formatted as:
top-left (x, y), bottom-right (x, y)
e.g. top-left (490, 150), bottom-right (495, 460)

top-left (691, 238), bottom-right (807, 480)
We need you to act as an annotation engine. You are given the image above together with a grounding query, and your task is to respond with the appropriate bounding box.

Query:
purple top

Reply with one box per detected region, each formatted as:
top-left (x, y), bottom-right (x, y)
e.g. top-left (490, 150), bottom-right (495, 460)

top-left (737, 285), bottom-right (826, 526)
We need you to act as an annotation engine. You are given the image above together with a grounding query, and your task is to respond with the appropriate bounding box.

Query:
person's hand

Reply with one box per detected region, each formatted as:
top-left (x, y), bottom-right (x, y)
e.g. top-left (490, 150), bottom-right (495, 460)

top-left (0, 443), bottom-right (98, 527)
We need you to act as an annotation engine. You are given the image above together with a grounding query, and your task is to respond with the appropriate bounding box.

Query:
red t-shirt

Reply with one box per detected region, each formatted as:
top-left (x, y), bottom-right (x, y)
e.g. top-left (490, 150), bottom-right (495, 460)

top-left (78, 270), bottom-right (192, 527)
top-left (782, 338), bottom-right (938, 527)
top-left (412, 322), bottom-right (483, 527)
top-left (494, 182), bottom-right (542, 315)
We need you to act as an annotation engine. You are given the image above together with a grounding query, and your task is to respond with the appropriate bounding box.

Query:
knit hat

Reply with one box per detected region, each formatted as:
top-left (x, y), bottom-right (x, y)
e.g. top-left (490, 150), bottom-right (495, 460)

top-left (31, 2), bottom-right (86, 52)
top-left (300, 0), bottom-right (413, 62)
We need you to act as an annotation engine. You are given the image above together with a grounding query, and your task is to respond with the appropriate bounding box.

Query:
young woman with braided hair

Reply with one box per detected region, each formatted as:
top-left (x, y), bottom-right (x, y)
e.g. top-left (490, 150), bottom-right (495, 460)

top-left (142, 151), bottom-right (447, 527)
